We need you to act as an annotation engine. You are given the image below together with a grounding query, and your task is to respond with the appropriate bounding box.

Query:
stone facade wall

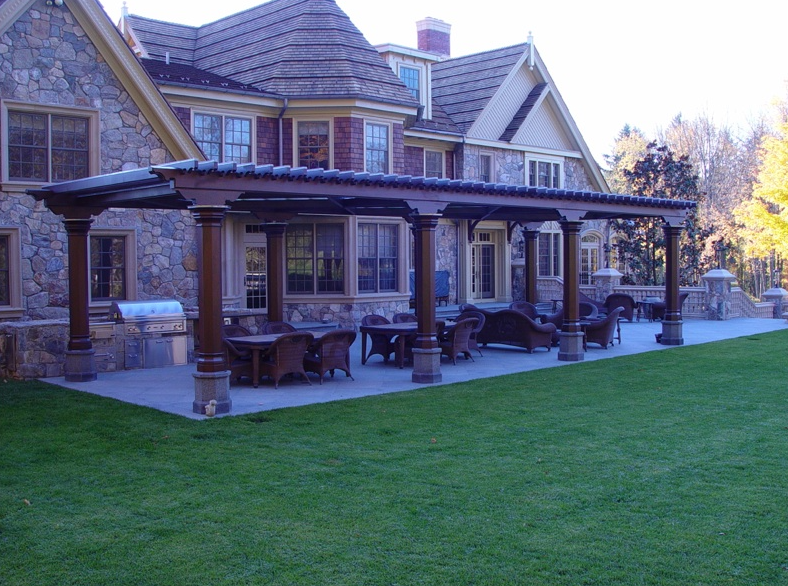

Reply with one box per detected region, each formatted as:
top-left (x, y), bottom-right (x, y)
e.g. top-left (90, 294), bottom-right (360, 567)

top-left (436, 221), bottom-right (458, 303)
top-left (285, 300), bottom-right (410, 328)
top-left (563, 159), bottom-right (595, 191)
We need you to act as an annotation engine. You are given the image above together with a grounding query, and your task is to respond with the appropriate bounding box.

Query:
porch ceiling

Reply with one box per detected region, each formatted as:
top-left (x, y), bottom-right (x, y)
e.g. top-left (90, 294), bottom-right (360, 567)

top-left (30, 159), bottom-right (695, 223)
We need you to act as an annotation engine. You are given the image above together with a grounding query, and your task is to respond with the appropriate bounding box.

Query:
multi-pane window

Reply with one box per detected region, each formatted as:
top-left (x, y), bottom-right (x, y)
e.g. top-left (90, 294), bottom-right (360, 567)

top-left (399, 66), bottom-right (420, 101)
top-left (528, 160), bottom-right (561, 188)
top-left (90, 236), bottom-right (126, 301)
top-left (581, 234), bottom-right (601, 285)
top-left (297, 121), bottom-right (330, 170)
top-left (479, 154), bottom-right (492, 182)
top-left (365, 123), bottom-right (389, 174)
top-left (358, 223), bottom-right (398, 293)
top-left (245, 246), bottom-right (267, 310)
top-left (286, 224), bottom-right (344, 294)
top-left (0, 235), bottom-right (9, 306)
top-left (425, 151), bottom-right (443, 178)
top-left (193, 113), bottom-right (251, 163)
top-left (538, 232), bottom-right (561, 277)
top-left (8, 111), bottom-right (89, 182)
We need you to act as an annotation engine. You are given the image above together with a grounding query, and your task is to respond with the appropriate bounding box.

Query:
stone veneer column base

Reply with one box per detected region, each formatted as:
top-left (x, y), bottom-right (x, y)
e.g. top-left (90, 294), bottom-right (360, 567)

top-left (660, 319), bottom-right (684, 346)
top-left (411, 347), bottom-right (442, 384)
top-left (64, 349), bottom-right (97, 382)
top-left (192, 370), bottom-right (232, 415)
top-left (558, 331), bottom-right (585, 362)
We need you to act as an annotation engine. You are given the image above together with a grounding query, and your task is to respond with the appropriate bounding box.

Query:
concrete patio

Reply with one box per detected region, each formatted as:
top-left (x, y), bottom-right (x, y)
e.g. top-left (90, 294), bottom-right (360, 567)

top-left (47, 317), bottom-right (787, 419)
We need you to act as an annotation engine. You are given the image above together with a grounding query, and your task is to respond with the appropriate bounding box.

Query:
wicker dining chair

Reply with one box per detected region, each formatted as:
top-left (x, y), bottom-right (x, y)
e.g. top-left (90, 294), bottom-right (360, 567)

top-left (258, 331), bottom-right (314, 389)
top-left (392, 312), bottom-right (418, 323)
top-left (455, 310), bottom-right (486, 357)
top-left (360, 314), bottom-right (396, 364)
top-left (303, 329), bottom-right (357, 384)
top-left (438, 317), bottom-right (478, 365)
top-left (262, 320), bottom-right (297, 335)
top-left (221, 324), bottom-right (253, 385)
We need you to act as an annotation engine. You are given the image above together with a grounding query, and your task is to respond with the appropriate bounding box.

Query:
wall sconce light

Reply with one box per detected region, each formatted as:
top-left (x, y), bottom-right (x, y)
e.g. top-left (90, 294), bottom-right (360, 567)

top-left (46, 0), bottom-right (64, 6)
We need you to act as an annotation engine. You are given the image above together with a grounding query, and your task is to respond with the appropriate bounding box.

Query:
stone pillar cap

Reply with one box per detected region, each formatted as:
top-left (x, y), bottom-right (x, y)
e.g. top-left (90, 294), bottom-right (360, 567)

top-left (762, 287), bottom-right (788, 297)
top-left (701, 268), bottom-right (736, 280)
top-left (592, 267), bottom-right (623, 278)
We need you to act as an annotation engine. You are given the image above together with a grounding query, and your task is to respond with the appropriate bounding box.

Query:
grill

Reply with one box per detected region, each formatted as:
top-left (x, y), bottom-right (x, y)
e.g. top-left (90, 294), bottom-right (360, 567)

top-left (109, 300), bottom-right (187, 369)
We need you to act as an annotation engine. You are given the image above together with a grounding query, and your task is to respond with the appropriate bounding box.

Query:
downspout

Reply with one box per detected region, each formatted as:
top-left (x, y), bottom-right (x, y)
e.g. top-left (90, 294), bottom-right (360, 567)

top-left (278, 98), bottom-right (289, 166)
top-left (456, 134), bottom-right (466, 303)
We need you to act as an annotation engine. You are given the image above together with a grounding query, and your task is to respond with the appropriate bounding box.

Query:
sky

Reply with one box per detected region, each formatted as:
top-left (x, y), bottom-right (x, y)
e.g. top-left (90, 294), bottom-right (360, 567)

top-left (98, 0), bottom-right (788, 165)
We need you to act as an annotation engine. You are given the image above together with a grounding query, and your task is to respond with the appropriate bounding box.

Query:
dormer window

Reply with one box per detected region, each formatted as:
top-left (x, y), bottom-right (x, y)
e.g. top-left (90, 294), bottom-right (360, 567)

top-left (399, 66), bottom-right (420, 101)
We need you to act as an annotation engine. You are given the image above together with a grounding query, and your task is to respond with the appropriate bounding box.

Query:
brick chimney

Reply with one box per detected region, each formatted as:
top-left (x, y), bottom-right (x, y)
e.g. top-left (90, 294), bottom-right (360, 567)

top-left (417, 17), bottom-right (451, 58)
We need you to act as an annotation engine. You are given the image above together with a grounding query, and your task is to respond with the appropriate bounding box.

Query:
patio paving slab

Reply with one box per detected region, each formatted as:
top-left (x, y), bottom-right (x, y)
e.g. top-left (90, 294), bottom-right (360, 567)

top-left (46, 318), bottom-right (787, 419)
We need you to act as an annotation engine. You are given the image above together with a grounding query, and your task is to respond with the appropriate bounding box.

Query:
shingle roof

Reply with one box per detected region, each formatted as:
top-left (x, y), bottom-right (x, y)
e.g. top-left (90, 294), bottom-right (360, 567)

top-left (499, 82), bottom-right (547, 141)
top-left (126, 0), bottom-right (417, 107)
top-left (141, 59), bottom-right (280, 97)
top-left (432, 43), bottom-right (528, 134)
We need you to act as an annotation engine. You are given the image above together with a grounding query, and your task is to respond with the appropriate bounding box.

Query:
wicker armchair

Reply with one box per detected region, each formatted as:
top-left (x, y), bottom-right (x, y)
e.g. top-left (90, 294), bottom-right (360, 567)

top-left (579, 291), bottom-right (606, 313)
top-left (651, 292), bottom-right (690, 321)
top-left (304, 329), bottom-right (357, 384)
top-left (509, 301), bottom-right (541, 321)
top-left (221, 324), bottom-right (254, 385)
top-left (360, 314), bottom-right (396, 364)
top-left (392, 312), bottom-right (418, 323)
top-left (262, 321), bottom-right (297, 335)
top-left (583, 306), bottom-right (624, 349)
top-left (258, 332), bottom-right (314, 389)
top-left (456, 310), bottom-right (486, 357)
top-left (439, 317), bottom-right (478, 364)
top-left (603, 293), bottom-right (638, 322)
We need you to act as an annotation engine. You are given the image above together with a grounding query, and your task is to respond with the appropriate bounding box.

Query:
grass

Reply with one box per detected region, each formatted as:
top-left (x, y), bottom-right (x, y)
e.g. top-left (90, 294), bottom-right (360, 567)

top-left (2, 331), bottom-right (788, 585)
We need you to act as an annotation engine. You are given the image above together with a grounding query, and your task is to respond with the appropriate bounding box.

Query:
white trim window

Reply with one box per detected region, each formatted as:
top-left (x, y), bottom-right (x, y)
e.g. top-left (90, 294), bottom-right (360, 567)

top-left (479, 153), bottom-right (493, 182)
top-left (528, 159), bottom-right (562, 189)
top-left (581, 233), bottom-right (602, 285)
top-left (193, 112), bottom-right (252, 164)
top-left (398, 65), bottom-right (421, 102)
top-left (2, 102), bottom-right (98, 184)
top-left (538, 231), bottom-right (561, 277)
top-left (425, 150), bottom-right (443, 178)
top-left (286, 223), bottom-right (345, 294)
top-left (297, 120), bottom-right (330, 170)
top-left (358, 222), bottom-right (398, 293)
top-left (365, 122), bottom-right (390, 174)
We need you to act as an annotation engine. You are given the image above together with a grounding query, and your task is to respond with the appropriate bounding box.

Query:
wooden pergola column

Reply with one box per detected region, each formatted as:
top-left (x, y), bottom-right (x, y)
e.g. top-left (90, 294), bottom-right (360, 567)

top-left (410, 212), bottom-right (442, 384)
top-left (558, 219), bottom-right (584, 361)
top-left (661, 222), bottom-right (685, 345)
top-left (62, 216), bottom-right (97, 382)
top-left (190, 205), bottom-right (231, 415)
top-left (261, 222), bottom-right (287, 322)
top-left (522, 229), bottom-right (540, 304)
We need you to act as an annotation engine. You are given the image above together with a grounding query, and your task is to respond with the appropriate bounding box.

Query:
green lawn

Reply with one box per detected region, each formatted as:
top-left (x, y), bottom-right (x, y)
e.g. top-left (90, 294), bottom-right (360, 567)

top-left (2, 331), bottom-right (787, 585)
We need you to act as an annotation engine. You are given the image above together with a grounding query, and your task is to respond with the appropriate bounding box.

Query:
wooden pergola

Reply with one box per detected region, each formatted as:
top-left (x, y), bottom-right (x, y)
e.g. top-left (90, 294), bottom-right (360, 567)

top-left (32, 160), bottom-right (695, 414)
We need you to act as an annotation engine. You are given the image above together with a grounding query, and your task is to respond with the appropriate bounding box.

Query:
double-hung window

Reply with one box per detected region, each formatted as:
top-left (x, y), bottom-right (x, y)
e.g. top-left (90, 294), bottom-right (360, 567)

top-left (528, 160), bottom-right (561, 189)
top-left (399, 66), bottom-right (420, 101)
top-left (538, 232), bottom-right (561, 277)
top-left (286, 224), bottom-right (344, 294)
top-left (90, 235), bottom-right (127, 301)
top-left (6, 109), bottom-right (90, 182)
top-left (297, 121), bottom-right (330, 170)
top-left (358, 223), bottom-right (398, 293)
top-left (425, 151), bottom-right (443, 178)
top-left (479, 154), bottom-right (492, 182)
top-left (193, 113), bottom-right (252, 164)
top-left (365, 123), bottom-right (389, 174)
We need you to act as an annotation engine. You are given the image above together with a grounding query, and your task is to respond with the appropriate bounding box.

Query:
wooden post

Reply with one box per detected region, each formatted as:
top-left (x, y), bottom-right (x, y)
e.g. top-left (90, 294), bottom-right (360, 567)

top-left (410, 213), bottom-right (442, 383)
top-left (261, 223), bottom-right (287, 322)
top-left (661, 223), bottom-right (684, 345)
top-left (523, 229), bottom-right (539, 304)
top-left (558, 219), bottom-right (584, 361)
top-left (63, 217), bottom-right (97, 382)
top-left (190, 205), bottom-right (231, 415)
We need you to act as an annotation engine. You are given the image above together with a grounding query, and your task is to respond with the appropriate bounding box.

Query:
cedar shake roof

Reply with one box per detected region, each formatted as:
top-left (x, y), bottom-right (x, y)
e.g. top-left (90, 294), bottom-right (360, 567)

top-left (142, 59), bottom-right (280, 97)
top-left (499, 82), bottom-right (547, 141)
top-left (432, 43), bottom-right (528, 134)
top-left (126, 0), bottom-right (417, 106)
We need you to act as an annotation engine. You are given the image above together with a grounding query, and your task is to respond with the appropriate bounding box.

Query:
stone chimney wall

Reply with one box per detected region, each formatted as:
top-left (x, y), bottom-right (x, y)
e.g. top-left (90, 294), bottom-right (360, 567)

top-left (417, 17), bottom-right (451, 57)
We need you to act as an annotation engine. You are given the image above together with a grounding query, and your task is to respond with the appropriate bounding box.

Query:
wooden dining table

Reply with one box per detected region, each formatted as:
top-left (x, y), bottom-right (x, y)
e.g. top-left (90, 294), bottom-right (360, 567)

top-left (358, 322), bottom-right (417, 369)
top-left (225, 331), bottom-right (324, 387)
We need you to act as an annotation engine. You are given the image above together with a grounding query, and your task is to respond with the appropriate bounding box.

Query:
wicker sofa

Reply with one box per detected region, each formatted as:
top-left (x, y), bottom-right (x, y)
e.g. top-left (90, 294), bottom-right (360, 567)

top-left (474, 308), bottom-right (557, 353)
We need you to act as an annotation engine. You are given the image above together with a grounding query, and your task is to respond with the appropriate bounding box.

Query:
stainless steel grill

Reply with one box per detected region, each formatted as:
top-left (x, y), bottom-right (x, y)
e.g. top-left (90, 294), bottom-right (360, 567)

top-left (109, 300), bottom-right (187, 368)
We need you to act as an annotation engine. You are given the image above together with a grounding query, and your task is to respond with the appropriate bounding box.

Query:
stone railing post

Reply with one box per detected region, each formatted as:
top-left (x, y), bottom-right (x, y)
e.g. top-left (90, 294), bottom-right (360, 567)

top-left (592, 267), bottom-right (622, 302)
top-left (762, 286), bottom-right (788, 319)
top-left (701, 268), bottom-right (736, 320)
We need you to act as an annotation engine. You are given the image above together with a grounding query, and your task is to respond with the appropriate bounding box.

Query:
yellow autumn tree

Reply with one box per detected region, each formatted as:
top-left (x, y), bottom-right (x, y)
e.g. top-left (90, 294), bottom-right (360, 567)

top-left (735, 122), bottom-right (788, 258)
